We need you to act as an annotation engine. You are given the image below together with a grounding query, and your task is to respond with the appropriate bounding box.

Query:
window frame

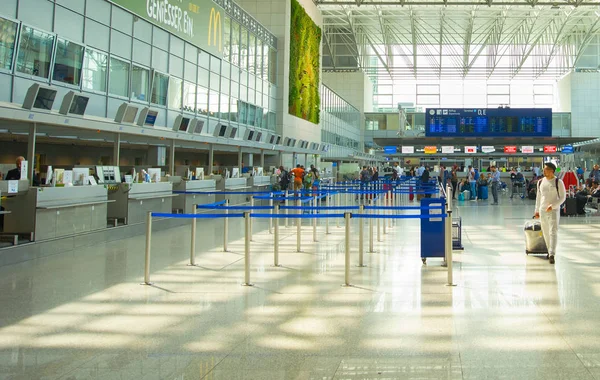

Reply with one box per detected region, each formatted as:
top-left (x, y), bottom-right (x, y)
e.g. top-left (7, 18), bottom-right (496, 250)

top-left (51, 36), bottom-right (85, 89)
top-left (149, 69), bottom-right (170, 108)
top-left (81, 47), bottom-right (109, 95)
top-left (14, 23), bottom-right (56, 82)
top-left (107, 54), bottom-right (131, 99)
top-left (0, 15), bottom-right (20, 75)
top-left (130, 63), bottom-right (151, 104)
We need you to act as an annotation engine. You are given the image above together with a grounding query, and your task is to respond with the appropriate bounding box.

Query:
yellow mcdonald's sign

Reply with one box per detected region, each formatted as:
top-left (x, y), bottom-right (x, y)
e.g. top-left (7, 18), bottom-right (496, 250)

top-left (208, 7), bottom-right (222, 51)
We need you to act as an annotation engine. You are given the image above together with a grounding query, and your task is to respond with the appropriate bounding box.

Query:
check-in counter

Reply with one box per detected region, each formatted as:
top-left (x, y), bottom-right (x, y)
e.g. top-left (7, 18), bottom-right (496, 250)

top-left (215, 177), bottom-right (249, 205)
top-left (249, 176), bottom-right (272, 190)
top-left (3, 185), bottom-right (109, 242)
top-left (107, 182), bottom-right (175, 225)
top-left (170, 177), bottom-right (217, 213)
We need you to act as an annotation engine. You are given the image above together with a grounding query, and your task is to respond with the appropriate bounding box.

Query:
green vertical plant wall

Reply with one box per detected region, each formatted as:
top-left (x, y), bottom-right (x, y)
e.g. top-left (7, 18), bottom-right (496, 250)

top-left (289, 0), bottom-right (321, 124)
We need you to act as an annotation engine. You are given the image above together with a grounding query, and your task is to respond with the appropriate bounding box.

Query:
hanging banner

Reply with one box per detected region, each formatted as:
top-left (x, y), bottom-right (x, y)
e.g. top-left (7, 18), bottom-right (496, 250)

top-left (441, 146), bottom-right (454, 154)
top-left (464, 146), bottom-right (477, 154)
top-left (424, 146), bottom-right (437, 154)
top-left (544, 145), bottom-right (557, 153)
top-left (521, 146), bottom-right (534, 154)
top-left (481, 146), bottom-right (496, 153)
top-left (504, 146), bottom-right (517, 153)
top-left (402, 146), bottom-right (414, 154)
top-left (562, 145), bottom-right (574, 154)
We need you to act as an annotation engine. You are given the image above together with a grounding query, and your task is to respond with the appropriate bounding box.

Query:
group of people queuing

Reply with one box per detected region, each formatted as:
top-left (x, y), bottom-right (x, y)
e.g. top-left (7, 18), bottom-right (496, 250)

top-left (443, 164), bottom-right (501, 204)
top-left (277, 164), bottom-right (321, 192)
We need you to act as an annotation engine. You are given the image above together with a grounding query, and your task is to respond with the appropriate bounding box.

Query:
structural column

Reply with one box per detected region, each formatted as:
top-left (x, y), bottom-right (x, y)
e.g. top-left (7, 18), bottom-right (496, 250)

top-left (27, 123), bottom-right (36, 185)
top-left (169, 139), bottom-right (175, 176)
top-left (260, 149), bottom-right (265, 168)
top-left (113, 132), bottom-right (121, 167)
top-left (304, 153), bottom-right (308, 167)
top-left (208, 144), bottom-right (214, 175)
top-left (238, 146), bottom-right (243, 172)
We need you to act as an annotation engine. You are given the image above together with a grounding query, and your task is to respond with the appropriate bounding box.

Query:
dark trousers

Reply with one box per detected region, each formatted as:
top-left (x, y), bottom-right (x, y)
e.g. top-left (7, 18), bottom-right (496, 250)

top-left (492, 182), bottom-right (499, 203)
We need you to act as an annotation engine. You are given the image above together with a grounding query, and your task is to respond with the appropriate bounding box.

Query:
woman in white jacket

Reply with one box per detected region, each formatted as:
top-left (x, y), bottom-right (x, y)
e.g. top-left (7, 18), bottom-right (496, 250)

top-left (534, 162), bottom-right (566, 264)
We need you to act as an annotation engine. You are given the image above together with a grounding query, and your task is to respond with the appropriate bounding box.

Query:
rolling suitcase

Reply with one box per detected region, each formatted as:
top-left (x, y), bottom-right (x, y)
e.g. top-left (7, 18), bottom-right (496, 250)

top-left (562, 197), bottom-right (577, 216)
top-left (524, 219), bottom-right (548, 257)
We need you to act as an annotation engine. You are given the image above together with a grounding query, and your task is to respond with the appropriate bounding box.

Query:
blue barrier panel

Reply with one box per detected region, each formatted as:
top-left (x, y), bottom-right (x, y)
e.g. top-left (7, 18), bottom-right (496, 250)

top-left (196, 200), bottom-right (227, 208)
top-left (151, 212), bottom-right (245, 218)
top-left (421, 197), bottom-right (446, 259)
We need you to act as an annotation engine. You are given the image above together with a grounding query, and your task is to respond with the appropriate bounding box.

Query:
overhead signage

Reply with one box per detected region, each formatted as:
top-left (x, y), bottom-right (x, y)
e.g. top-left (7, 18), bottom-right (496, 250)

top-left (402, 146), bottom-right (414, 154)
top-left (383, 146), bottom-right (397, 154)
top-left (562, 145), bottom-right (574, 154)
top-left (109, 0), bottom-right (224, 57)
top-left (465, 146), bottom-right (477, 154)
top-left (481, 146), bottom-right (496, 153)
top-left (504, 146), bottom-right (517, 153)
top-left (424, 146), bottom-right (437, 154)
top-left (425, 108), bottom-right (552, 137)
top-left (543, 145), bottom-right (557, 153)
top-left (441, 146), bottom-right (454, 154)
top-left (521, 146), bottom-right (534, 154)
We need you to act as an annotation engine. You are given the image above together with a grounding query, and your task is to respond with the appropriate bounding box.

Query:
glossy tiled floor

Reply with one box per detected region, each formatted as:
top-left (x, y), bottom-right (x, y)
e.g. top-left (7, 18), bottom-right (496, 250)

top-left (1, 193), bottom-right (600, 379)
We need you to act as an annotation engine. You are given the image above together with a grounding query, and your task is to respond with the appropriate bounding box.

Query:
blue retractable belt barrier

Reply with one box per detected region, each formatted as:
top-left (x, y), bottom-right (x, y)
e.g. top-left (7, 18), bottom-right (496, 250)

top-left (279, 205), bottom-right (360, 211)
top-left (196, 200), bottom-right (227, 208)
top-left (352, 213), bottom-right (447, 219)
top-left (219, 205), bottom-right (274, 210)
top-left (173, 190), bottom-right (285, 195)
top-left (364, 205), bottom-right (445, 210)
top-left (151, 212), bottom-right (245, 218)
top-left (250, 213), bottom-right (346, 219)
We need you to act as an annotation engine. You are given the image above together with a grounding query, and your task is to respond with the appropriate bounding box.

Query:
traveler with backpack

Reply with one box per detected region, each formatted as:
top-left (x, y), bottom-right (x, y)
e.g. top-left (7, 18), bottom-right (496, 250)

top-left (468, 166), bottom-right (477, 201)
top-left (279, 166), bottom-right (290, 191)
top-left (534, 162), bottom-right (566, 264)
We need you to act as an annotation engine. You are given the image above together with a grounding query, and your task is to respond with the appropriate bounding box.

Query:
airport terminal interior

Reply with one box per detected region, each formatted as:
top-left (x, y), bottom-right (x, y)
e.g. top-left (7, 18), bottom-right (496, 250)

top-left (2, 0), bottom-right (600, 379)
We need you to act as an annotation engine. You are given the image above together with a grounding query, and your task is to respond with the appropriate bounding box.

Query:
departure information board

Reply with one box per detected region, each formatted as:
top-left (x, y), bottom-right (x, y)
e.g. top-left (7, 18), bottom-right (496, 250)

top-left (425, 108), bottom-right (552, 137)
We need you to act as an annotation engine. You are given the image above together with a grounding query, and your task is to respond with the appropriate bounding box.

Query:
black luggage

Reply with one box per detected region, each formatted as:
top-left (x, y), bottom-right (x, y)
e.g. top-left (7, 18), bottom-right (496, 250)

top-left (576, 195), bottom-right (587, 215)
top-left (562, 197), bottom-right (577, 216)
top-left (528, 190), bottom-right (536, 200)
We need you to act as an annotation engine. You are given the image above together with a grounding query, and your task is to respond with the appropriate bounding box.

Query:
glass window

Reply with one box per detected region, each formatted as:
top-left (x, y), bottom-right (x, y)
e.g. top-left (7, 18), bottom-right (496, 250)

top-left (168, 76), bottom-right (182, 109)
top-left (262, 108), bottom-right (268, 129)
top-left (247, 104), bottom-right (255, 126)
top-left (229, 97), bottom-right (238, 122)
top-left (219, 94), bottom-right (229, 120)
top-left (255, 106), bottom-right (262, 128)
top-left (238, 100), bottom-right (247, 124)
top-left (268, 48), bottom-right (276, 84)
top-left (151, 71), bottom-right (169, 106)
top-left (268, 112), bottom-right (276, 131)
top-left (0, 17), bottom-right (19, 71)
top-left (109, 57), bottom-right (129, 97)
top-left (196, 85), bottom-right (208, 115)
top-left (183, 81), bottom-right (196, 113)
top-left (223, 16), bottom-right (231, 63)
top-left (16, 25), bottom-right (55, 79)
top-left (231, 21), bottom-right (240, 67)
top-left (262, 43), bottom-right (269, 79)
top-left (53, 39), bottom-right (84, 85)
top-left (248, 34), bottom-right (256, 75)
top-left (208, 90), bottom-right (219, 117)
top-left (82, 49), bottom-right (107, 92)
top-left (131, 65), bottom-right (150, 101)
top-left (240, 28), bottom-right (248, 71)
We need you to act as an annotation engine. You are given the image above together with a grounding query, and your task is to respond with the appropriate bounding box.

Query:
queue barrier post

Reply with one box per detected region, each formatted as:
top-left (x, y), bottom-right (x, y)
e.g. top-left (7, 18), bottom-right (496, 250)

top-left (269, 192), bottom-right (273, 234)
top-left (273, 204), bottom-right (281, 267)
top-left (284, 191), bottom-right (289, 228)
top-left (326, 193), bottom-right (330, 234)
top-left (336, 192), bottom-right (341, 228)
top-left (343, 212), bottom-right (351, 287)
top-left (249, 196), bottom-right (254, 241)
top-left (383, 195), bottom-right (387, 235)
top-left (296, 198), bottom-right (302, 252)
top-left (358, 205), bottom-right (366, 267)
top-left (368, 199), bottom-right (374, 253)
top-left (313, 195), bottom-right (317, 242)
top-left (388, 190), bottom-right (392, 229)
top-left (189, 206), bottom-right (197, 266)
top-left (242, 211), bottom-right (253, 286)
top-left (446, 185), bottom-right (456, 287)
top-left (143, 211), bottom-right (153, 285)
top-left (377, 196), bottom-right (382, 242)
top-left (223, 199), bottom-right (229, 252)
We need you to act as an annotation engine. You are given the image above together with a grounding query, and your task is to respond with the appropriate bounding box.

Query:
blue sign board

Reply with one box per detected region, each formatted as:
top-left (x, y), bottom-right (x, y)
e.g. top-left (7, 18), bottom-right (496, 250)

top-left (562, 145), bottom-right (574, 154)
top-left (384, 146), bottom-right (397, 154)
top-left (425, 108), bottom-right (552, 137)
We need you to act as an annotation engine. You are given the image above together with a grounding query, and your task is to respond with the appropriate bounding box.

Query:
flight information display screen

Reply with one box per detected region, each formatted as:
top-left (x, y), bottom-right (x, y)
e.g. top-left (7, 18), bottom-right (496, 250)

top-left (425, 108), bottom-right (552, 137)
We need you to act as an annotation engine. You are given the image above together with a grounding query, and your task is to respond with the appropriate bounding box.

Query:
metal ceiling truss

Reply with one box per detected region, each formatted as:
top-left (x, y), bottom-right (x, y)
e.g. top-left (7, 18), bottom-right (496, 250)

top-left (318, 1), bottom-right (600, 80)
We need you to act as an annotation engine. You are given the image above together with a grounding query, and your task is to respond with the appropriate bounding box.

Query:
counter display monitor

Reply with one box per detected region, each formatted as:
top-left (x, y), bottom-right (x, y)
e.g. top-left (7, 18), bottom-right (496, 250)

top-left (425, 108), bottom-right (552, 137)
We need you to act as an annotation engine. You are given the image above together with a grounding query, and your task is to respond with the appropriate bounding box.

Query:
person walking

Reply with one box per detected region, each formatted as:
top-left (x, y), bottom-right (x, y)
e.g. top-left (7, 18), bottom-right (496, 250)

top-left (534, 162), bottom-right (566, 265)
top-left (490, 165), bottom-right (501, 205)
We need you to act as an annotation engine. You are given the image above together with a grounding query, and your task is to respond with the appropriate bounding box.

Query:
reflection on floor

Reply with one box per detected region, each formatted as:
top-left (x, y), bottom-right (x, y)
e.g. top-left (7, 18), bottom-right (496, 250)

top-left (1, 194), bottom-right (600, 379)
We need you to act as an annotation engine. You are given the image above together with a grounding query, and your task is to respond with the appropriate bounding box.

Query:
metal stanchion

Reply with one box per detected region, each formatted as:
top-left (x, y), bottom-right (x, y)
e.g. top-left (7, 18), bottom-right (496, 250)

top-left (273, 204), bottom-right (281, 267)
top-left (242, 212), bottom-right (253, 286)
top-left (189, 207), bottom-right (197, 266)
top-left (249, 195), bottom-right (254, 241)
top-left (326, 193), bottom-right (330, 234)
top-left (358, 205), bottom-right (366, 267)
top-left (446, 185), bottom-right (455, 287)
top-left (285, 191), bottom-right (289, 228)
top-left (269, 192), bottom-right (273, 234)
top-left (368, 200), bottom-right (374, 253)
top-left (336, 192), bottom-right (341, 228)
top-left (343, 212), bottom-right (351, 286)
top-left (383, 194), bottom-right (387, 235)
top-left (388, 190), bottom-right (394, 228)
top-left (143, 211), bottom-right (152, 285)
top-left (296, 198), bottom-right (302, 252)
top-left (377, 196), bottom-right (382, 242)
top-left (224, 199), bottom-right (229, 252)
top-left (345, 188), bottom-right (349, 207)
top-left (313, 195), bottom-right (317, 242)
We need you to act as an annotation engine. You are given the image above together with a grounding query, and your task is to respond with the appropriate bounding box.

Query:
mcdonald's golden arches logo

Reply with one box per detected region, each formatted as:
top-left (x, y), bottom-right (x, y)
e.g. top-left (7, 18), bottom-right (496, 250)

top-left (208, 7), bottom-right (222, 51)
